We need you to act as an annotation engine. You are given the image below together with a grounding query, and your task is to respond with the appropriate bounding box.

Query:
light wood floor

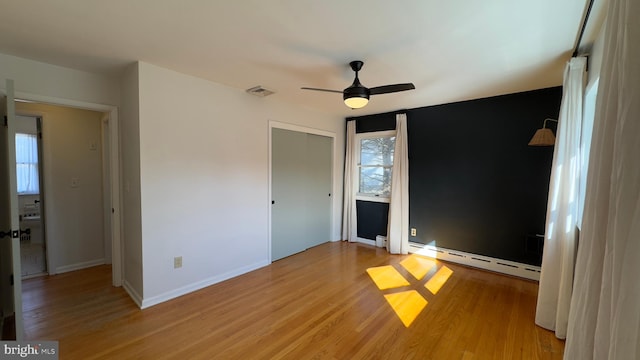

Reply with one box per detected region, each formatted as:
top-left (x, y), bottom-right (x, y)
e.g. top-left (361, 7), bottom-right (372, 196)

top-left (23, 242), bottom-right (564, 359)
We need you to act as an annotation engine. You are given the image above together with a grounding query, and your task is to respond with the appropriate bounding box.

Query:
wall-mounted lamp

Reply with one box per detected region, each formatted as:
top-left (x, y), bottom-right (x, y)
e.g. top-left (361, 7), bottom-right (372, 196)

top-left (528, 118), bottom-right (558, 146)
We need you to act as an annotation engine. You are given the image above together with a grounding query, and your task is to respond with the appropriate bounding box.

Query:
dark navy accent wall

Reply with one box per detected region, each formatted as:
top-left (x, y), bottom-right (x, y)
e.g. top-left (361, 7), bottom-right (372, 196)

top-left (355, 201), bottom-right (389, 240)
top-left (350, 86), bottom-right (562, 266)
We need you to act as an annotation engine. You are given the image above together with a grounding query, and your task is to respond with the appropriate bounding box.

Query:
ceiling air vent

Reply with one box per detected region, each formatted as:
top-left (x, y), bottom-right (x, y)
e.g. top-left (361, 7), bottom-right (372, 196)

top-left (246, 86), bottom-right (275, 97)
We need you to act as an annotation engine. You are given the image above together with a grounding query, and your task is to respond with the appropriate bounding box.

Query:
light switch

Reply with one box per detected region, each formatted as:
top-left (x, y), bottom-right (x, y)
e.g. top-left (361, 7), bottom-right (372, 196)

top-left (71, 178), bottom-right (79, 188)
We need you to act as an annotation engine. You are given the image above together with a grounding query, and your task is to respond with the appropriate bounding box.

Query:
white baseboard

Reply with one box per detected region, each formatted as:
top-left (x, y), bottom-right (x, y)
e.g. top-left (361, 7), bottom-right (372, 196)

top-left (55, 258), bottom-right (105, 274)
top-left (140, 260), bottom-right (270, 309)
top-left (123, 280), bottom-right (143, 308)
top-left (409, 243), bottom-right (541, 281)
top-left (356, 237), bottom-right (376, 246)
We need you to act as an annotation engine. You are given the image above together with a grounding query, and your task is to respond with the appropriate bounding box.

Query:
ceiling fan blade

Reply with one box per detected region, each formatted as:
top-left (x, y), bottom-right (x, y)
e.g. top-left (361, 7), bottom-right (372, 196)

top-left (369, 83), bottom-right (415, 95)
top-left (301, 87), bottom-right (343, 94)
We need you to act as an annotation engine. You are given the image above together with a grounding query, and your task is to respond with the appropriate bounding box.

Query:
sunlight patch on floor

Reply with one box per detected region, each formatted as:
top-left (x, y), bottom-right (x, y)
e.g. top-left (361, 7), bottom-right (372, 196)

top-left (366, 265), bottom-right (410, 290)
top-left (367, 256), bottom-right (454, 328)
top-left (383, 290), bottom-right (428, 327)
top-left (425, 266), bottom-right (453, 295)
top-left (400, 254), bottom-right (436, 280)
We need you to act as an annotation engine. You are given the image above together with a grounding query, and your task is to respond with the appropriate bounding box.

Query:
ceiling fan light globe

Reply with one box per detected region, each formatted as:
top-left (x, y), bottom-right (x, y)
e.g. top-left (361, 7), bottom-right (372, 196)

top-left (344, 96), bottom-right (369, 109)
top-left (343, 84), bottom-right (370, 109)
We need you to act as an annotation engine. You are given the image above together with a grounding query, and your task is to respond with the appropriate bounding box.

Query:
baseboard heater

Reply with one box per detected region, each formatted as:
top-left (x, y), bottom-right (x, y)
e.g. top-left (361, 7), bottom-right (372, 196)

top-left (408, 243), bottom-right (541, 281)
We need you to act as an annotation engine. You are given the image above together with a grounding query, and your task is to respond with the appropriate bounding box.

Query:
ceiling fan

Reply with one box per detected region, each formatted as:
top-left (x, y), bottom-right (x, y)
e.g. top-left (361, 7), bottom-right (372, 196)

top-left (301, 60), bottom-right (415, 109)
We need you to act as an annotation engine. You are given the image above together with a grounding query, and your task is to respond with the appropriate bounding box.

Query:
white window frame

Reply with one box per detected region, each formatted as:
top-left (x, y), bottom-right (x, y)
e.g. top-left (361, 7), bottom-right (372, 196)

top-left (355, 130), bottom-right (396, 203)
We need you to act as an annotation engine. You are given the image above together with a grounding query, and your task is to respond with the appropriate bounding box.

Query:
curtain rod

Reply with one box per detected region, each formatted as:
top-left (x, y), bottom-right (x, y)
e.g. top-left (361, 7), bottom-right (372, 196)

top-left (572, 0), bottom-right (596, 57)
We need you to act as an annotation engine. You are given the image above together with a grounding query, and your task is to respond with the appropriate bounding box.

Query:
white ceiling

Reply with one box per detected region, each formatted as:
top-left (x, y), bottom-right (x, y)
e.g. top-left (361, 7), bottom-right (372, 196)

top-left (0, 0), bottom-right (600, 117)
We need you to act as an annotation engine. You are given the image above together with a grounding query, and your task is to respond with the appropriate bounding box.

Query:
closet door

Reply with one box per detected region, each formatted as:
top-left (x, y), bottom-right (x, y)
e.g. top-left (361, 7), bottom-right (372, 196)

top-left (271, 128), bottom-right (332, 261)
top-left (271, 128), bottom-right (308, 261)
top-left (304, 133), bottom-right (332, 250)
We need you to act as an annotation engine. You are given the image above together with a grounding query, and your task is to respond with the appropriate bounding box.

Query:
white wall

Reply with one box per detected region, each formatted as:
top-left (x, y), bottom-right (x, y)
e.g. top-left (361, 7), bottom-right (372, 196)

top-left (120, 63), bottom-right (144, 303)
top-left (16, 102), bottom-right (105, 274)
top-left (0, 53), bottom-right (120, 106)
top-left (136, 62), bottom-right (345, 307)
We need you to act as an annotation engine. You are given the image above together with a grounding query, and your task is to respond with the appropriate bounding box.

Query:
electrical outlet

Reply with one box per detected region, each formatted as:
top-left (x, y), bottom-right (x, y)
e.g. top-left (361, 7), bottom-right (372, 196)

top-left (411, 228), bottom-right (417, 236)
top-left (174, 256), bottom-right (182, 269)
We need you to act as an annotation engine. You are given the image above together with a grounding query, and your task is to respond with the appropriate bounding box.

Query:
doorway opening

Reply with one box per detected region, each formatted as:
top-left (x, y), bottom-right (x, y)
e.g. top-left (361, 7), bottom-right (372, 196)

top-left (15, 102), bottom-right (116, 281)
top-left (15, 115), bottom-right (47, 278)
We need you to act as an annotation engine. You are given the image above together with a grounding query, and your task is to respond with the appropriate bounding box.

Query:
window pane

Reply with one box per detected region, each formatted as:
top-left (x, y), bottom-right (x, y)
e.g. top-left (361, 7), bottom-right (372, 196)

top-left (360, 166), bottom-right (392, 196)
top-left (15, 133), bottom-right (39, 194)
top-left (360, 137), bottom-right (395, 166)
top-left (16, 133), bottom-right (38, 163)
top-left (578, 79), bottom-right (597, 228)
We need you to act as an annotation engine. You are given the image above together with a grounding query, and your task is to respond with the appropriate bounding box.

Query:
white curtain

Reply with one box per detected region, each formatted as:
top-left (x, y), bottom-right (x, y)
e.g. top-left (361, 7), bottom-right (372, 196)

top-left (15, 133), bottom-right (40, 194)
top-left (564, 0), bottom-right (640, 358)
top-left (535, 57), bottom-right (587, 339)
top-left (387, 113), bottom-right (409, 254)
top-left (342, 120), bottom-right (358, 242)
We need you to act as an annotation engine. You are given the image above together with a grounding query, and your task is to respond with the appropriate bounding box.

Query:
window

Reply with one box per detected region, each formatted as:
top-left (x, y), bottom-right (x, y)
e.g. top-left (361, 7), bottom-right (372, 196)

top-left (15, 133), bottom-right (40, 194)
top-left (357, 132), bottom-right (395, 199)
top-left (578, 78), bottom-right (598, 228)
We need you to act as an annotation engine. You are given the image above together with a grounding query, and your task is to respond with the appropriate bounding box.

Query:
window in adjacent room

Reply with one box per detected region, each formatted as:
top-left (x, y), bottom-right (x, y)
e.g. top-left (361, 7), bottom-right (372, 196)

top-left (15, 133), bottom-right (40, 194)
top-left (357, 131), bottom-right (396, 200)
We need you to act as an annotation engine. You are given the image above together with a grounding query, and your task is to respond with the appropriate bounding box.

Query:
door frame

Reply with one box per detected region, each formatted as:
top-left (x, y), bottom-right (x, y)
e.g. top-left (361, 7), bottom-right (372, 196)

top-left (10, 91), bottom-right (122, 287)
top-left (268, 120), bottom-right (336, 263)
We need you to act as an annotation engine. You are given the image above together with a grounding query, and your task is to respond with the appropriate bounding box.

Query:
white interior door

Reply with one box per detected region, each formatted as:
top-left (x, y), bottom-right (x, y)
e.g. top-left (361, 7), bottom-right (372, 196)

top-left (271, 128), bottom-right (332, 261)
top-left (0, 79), bottom-right (24, 340)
